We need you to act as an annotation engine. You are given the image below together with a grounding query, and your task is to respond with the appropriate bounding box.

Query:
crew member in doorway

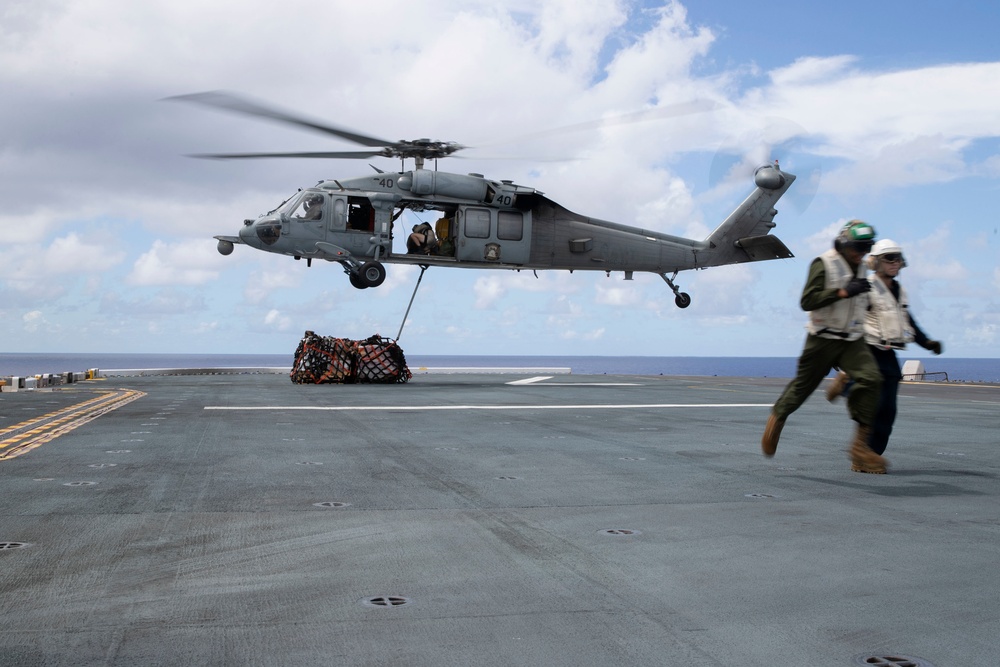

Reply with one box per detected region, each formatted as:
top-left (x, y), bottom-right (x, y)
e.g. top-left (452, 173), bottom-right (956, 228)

top-left (407, 222), bottom-right (439, 255)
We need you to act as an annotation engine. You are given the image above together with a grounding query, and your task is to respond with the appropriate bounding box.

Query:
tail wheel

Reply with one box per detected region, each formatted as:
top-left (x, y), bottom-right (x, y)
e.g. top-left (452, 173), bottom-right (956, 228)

top-left (360, 261), bottom-right (386, 287)
top-left (675, 292), bottom-right (691, 308)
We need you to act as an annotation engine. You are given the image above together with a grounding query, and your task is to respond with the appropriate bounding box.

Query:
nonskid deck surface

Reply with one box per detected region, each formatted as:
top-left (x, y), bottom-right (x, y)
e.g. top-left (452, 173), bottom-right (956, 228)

top-left (1, 373), bottom-right (997, 666)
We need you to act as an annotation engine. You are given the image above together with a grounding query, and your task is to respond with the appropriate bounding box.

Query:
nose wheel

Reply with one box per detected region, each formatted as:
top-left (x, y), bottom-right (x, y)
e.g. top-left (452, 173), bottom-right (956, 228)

top-left (659, 272), bottom-right (691, 309)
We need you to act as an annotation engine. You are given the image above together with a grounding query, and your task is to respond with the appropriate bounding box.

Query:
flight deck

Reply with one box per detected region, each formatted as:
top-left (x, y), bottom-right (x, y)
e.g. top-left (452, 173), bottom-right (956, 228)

top-left (1, 371), bottom-right (997, 666)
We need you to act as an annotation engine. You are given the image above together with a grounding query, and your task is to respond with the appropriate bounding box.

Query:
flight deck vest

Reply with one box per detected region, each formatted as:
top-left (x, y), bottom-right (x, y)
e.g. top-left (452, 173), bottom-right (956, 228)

top-left (864, 278), bottom-right (913, 349)
top-left (806, 249), bottom-right (868, 341)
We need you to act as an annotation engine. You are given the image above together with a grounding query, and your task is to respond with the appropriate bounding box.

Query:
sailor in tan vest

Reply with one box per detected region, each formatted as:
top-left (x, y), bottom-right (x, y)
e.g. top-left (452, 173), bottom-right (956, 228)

top-left (826, 239), bottom-right (943, 470)
top-left (761, 220), bottom-right (885, 473)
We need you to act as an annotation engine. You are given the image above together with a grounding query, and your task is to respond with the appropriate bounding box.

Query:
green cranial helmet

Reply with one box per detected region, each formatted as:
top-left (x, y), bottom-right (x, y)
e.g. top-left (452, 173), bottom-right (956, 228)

top-left (835, 219), bottom-right (876, 253)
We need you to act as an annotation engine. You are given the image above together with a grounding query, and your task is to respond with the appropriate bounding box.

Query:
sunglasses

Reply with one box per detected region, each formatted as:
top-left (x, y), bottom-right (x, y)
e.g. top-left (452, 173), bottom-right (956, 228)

top-left (881, 254), bottom-right (903, 263)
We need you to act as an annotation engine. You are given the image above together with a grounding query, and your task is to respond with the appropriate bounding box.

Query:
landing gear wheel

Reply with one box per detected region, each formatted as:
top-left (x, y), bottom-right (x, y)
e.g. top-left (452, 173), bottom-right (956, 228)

top-left (360, 261), bottom-right (386, 288)
top-left (349, 273), bottom-right (368, 289)
top-left (659, 272), bottom-right (691, 309)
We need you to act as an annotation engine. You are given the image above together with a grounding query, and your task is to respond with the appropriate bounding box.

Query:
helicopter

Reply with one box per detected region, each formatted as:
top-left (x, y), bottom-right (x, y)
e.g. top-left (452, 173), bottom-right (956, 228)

top-left (171, 92), bottom-right (796, 308)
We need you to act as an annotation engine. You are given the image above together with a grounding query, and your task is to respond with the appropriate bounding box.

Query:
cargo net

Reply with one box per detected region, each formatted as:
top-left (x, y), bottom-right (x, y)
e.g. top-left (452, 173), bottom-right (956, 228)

top-left (290, 331), bottom-right (412, 384)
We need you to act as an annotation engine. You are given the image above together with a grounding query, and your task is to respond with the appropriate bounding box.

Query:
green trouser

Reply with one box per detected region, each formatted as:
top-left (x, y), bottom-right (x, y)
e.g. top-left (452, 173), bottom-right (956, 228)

top-left (773, 334), bottom-right (881, 426)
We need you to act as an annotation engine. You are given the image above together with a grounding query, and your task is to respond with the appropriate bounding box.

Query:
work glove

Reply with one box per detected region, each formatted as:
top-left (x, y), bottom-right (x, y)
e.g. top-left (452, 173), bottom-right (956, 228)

top-left (843, 278), bottom-right (871, 298)
top-left (927, 340), bottom-right (943, 355)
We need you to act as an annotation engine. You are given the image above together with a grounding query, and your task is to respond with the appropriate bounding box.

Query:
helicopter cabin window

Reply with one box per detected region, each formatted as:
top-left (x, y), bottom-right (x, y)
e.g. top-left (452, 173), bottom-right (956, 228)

top-left (497, 211), bottom-right (523, 241)
top-left (291, 192), bottom-right (325, 221)
top-left (347, 198), bottom-right (374, 232)
top-left (332, 197), bottom-right (346, 230)
top-left (465, 208), bottom-right (491, 239)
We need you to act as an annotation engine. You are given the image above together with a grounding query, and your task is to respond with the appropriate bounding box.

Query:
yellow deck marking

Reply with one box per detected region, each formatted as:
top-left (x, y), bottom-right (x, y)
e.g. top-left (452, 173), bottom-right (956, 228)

top-left (0, 389), bottom-right (146, 460)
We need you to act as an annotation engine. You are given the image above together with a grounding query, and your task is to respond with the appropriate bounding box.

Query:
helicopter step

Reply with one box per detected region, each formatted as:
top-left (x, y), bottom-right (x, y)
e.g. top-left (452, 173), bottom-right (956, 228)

top-left (390, 254), bottom-right (460, 265)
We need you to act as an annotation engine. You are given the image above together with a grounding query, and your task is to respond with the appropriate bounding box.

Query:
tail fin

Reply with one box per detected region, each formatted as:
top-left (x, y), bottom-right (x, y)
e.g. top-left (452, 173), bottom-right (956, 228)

top-left (702, 163), bottom-right (795, 267)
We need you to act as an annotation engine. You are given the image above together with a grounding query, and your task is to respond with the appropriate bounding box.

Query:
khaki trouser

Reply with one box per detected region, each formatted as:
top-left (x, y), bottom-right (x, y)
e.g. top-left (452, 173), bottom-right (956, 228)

top-left (773, 335), bottom-right (881, 426)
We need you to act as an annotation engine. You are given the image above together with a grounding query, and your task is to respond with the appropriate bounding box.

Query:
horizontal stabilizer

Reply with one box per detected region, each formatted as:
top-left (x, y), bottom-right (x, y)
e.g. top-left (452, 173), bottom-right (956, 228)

top-left (735, 235), bottom-right (794, 261)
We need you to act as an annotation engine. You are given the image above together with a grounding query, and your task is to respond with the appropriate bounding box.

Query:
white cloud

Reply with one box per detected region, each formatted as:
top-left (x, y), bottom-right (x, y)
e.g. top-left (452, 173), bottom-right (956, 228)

top-left (595, 281), bottom-right (643, 307)
top-left (768, 55), bottom-right (859, 86)
top-left (243, 266), bottom-right (303, 304)
top-left (0, 231), bottom-right (124, 280)
top-left (0, 208), bottom-right (84, 244)
top-left (23, 310), bottom-right (46, 332)
top-left (263, 309), bottom-right (293, 332)
top-left (128, 240), bottom-right (223, 286)
top-left (559, 326), bottom-right (606, 341)
top-left (473, 276), bottom-right (507, 309)
top-left (42, 233), bottom-right (126, 273)
top-left (823, 135), bottom-right (967, 194)
top-left (964, 322), bottom-right (997, 346)
top-left (905, 224), bottom-right (971, 284)
top-left (803, 220), bottom-right (849, 257)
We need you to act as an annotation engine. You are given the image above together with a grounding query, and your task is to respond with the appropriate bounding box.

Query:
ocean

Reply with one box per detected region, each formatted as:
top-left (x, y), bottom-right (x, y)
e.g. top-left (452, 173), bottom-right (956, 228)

top-left (1, 353), bottom-right (998, 383)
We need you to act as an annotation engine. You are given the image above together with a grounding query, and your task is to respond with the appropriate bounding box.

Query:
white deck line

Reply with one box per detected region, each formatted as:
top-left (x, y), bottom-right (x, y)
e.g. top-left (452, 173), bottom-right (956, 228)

top-left (205, 403), bottom-right (773, 411)
top-left (99, 366), bottom-right (572, 377)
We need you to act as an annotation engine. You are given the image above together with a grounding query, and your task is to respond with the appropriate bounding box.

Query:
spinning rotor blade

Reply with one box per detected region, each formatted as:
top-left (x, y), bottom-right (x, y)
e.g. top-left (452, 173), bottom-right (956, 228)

top-left (707, 117), bottom-right (823, 215)
top-left (167, 91), bottom-right (466, 162)
top-left (166, 91), bottom-right (394, 148)
top-left (169, 91), bottom-right (716, 165)
top-left (487, 98), bottom-right (720, 147)
top-left (192, 150), bottom-right (388, 160)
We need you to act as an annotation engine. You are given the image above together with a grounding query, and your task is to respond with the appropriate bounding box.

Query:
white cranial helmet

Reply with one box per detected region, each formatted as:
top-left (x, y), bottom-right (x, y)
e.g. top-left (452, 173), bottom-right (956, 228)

top-left (868, 238), bottom-right (906, 268)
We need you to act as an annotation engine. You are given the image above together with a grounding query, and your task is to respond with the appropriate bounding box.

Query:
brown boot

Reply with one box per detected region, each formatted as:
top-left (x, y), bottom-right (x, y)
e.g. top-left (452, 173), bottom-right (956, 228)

top-left (761, 413), bottom-right (785, 458)
top-left (826, 371), bottom-right (850, 403)
top-left (851, 462), bottom-right (887, 474)
top-left (848, 423), bottom-right (888, 474)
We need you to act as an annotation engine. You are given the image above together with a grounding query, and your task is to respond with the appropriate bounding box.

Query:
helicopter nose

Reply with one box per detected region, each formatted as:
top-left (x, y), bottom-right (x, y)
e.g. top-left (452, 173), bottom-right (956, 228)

top-left (241, 217), bottom-right (281, 247)
top-left (238, 222), bottom-right (258, 247)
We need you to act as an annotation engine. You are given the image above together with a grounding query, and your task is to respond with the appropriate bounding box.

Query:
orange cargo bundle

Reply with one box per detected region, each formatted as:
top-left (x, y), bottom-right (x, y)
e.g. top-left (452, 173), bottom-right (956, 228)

top-left (290, 331), bottom-right (411, 384)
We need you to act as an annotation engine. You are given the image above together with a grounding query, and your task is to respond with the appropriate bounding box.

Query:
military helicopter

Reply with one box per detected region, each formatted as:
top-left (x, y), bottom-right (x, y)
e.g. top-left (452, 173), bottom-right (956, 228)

top-left (171, 92), bottom-right (796, 308)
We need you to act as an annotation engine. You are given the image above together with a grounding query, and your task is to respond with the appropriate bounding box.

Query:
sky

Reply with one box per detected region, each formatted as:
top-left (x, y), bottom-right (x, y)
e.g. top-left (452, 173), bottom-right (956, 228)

top-left (2, 0), bottom-right (999, 359)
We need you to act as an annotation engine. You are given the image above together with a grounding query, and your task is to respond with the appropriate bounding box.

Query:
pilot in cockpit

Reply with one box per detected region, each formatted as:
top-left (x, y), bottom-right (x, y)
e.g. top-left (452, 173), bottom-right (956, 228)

top-left (301, 194), bottom-right (324, 220)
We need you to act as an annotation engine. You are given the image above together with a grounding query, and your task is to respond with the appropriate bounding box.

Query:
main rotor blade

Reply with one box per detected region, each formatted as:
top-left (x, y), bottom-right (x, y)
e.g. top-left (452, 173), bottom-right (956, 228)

top-left (166, 91), bottom-right (393, 148)
top-left (487, 98), bottom-right (720, 147)
top-left (191, 150), bottom-right (387, 160)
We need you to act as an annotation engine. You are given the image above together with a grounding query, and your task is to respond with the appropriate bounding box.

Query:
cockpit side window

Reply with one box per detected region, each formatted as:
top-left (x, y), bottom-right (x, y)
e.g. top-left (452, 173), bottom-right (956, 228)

top-left (291, 192), bottom-right (325, 221)
top-left (347, 197), bottom-right (374, 231)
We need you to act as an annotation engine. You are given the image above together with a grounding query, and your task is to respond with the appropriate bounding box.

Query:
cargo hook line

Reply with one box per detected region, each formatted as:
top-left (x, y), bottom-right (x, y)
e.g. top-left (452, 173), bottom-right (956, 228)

top-left (396, 264), bottom-right (429, 341)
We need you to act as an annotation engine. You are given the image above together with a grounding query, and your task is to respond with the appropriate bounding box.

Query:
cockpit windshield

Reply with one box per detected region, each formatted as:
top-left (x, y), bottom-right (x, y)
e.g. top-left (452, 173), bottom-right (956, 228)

top-left (288, 192), bottom-right (325, 221)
